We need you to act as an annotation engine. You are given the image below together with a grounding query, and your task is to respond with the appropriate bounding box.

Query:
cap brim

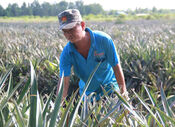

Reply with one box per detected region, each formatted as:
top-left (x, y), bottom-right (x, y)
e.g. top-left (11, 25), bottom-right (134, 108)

top-left (59, 22), bottom-right (78, 30)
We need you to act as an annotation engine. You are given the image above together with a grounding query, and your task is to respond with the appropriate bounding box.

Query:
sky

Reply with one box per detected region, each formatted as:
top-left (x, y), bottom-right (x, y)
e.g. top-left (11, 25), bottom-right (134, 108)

top-left (0, 0), bottom-right (175, 10)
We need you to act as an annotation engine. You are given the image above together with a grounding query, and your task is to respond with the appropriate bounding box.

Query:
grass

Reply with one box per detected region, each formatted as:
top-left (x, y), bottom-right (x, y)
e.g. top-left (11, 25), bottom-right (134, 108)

top-left (0, 16), bottom-right (58, 22)
top-left (1, 13), bottom-right (175, 23)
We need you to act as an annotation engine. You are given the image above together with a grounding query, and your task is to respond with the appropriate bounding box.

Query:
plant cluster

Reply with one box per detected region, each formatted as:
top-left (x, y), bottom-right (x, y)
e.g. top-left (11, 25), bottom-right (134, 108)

top-left (0, 61), bottom-right (175, 126)
top-left (0, 19), bottom-right (175, 126)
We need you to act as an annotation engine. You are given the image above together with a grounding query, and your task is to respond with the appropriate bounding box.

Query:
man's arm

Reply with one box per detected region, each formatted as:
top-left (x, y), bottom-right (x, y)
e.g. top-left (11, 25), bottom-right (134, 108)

top-left (56, 76), bottom-right (70, 101)
top-left (112, 63), bottom-right (126, 94)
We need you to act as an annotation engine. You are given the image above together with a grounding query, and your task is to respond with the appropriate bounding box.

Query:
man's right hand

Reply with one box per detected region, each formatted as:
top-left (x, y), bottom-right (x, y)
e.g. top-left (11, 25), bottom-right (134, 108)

top-left (56, 76), bottom-right (70, 101)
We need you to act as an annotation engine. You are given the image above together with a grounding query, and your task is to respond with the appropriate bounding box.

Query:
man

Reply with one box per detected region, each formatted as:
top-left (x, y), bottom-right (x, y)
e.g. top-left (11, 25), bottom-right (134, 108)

top-left (57, 9), bottom-right (127, 101)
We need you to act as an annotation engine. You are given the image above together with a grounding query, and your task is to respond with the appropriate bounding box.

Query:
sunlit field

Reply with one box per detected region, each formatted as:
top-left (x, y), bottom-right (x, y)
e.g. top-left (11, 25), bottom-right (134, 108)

top-left (0, 19), bottom-right (175, 126)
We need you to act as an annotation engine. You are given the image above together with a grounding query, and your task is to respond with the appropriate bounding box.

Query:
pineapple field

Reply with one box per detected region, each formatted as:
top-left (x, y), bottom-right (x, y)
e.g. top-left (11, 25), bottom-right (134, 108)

top-left (0, 19), bottom-right (175, 126)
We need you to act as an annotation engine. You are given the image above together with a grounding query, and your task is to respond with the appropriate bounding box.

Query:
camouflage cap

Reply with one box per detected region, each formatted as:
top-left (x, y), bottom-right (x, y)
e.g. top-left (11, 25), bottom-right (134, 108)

top-left (58, 9), bottom-right (82, 30)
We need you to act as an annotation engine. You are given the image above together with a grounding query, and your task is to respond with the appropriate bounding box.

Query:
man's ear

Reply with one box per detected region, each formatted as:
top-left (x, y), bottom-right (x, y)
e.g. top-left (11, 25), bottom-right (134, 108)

top-left (81, 21), bottom-right (86, 30)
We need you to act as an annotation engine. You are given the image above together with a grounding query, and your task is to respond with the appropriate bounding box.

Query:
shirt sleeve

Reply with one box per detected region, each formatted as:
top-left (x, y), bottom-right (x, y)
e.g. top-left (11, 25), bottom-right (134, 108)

top-left (59, 49), bottom-right (72, 77)
top-left (105, 37), bottom-right (119, 67)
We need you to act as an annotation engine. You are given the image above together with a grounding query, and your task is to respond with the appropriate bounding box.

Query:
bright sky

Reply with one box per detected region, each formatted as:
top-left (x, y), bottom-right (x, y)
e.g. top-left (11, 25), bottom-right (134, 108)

top-left (0, 0), bottom-right (175, 10)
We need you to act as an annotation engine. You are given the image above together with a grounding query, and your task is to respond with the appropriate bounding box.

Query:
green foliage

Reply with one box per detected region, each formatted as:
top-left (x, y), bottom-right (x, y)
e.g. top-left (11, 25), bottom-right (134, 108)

top-left (0, 16), bottom-right (57, 22)
top-left (1, 19), bottom-right (175, 96)
top-left (0, 63), bottom-right (174, 126)
top-left (0, 0), bottom-right (104, 17)
top-left (84, 14), bottom-right (112, 21)
top-left (1, 0), bottom-right (175, 21)
top-left (0, 19), bottom-right (175, 126)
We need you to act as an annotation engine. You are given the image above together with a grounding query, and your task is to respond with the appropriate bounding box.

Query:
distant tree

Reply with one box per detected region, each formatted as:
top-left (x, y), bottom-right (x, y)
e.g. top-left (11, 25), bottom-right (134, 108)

top-left (50, 4), bottom-right (58, 16)
top-left (152, 6), bottom-right (157, 13)
top-left (10, 3), bottom-right (20, 16)
top-left (75, 0), bottom-right (85, 15)
top-left (67, 2), bottom-right (76, 9)
top-left (84, 4), bottom-right (104, 15)
top-left (27, 3), bottom-right (33, 15)
top-left (108, 10), bottom-right (118, 15)
top-left (0, 5), bottom-right (4, 16)
top-left (58, 1), bottom-right (69, 12)
top-left (41, 2), bottom-right (51, 16)
top-left (1, 0), bottom-right (175, 17)
top-left (4, 4), bottom-right (13, 16)
top-left (134, 8), bottom-right (150, 14)
top-left (21, 2), bottom-right (32, 16)
top-left (31, 0), bottom-right (42, 16)
top-left (125, 9), bottom-right (134, 15)
top-left (53, 1), bottom-right (69, 16)
top-left (21, 2), bottom-right (27, 15)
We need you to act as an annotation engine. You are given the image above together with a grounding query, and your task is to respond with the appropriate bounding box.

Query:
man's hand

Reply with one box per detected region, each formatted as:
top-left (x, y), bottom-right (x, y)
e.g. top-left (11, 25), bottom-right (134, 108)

top-left (56, 76), bottom-right (70, 101)
top-left (113, 64), bottom-right (127, 93)
top-left (122, 90), bottom-right (130, 101)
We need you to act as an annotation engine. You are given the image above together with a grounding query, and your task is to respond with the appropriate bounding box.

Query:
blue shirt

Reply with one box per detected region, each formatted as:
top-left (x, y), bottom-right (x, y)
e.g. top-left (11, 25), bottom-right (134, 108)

top-left (60, 28), bottom-right (119, 97)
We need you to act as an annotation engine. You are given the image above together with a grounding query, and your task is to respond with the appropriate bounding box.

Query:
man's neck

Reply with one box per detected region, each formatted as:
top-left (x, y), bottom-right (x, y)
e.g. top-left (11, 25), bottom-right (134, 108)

top-left (74, 31), bottom-right (90, 50)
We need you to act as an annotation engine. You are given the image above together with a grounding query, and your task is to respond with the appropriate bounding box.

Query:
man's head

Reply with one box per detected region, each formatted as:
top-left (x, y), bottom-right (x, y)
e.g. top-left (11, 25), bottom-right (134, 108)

top-left (58, 9), bottom-right (82, 30)
top-left (58, 9), bottom-right (86, 43)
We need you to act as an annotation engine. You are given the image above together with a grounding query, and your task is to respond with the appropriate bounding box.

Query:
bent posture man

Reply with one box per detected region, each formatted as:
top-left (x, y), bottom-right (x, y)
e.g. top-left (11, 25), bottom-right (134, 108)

top-left (57, 9), bottom-right (127, 101)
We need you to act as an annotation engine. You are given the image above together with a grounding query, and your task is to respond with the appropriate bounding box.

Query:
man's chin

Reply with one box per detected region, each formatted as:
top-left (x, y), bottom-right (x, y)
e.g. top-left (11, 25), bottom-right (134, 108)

top-left (69, 39), bottom-right (76, 43)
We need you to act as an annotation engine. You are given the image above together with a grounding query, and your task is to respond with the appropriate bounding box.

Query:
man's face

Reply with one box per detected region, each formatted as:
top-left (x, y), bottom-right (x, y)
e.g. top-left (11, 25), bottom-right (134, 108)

top-left (62, 23), bottom-right (84, 43)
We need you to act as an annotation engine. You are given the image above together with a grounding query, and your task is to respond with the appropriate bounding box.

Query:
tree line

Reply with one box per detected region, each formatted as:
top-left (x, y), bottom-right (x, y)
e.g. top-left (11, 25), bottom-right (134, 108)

top-left (0, 0), bottom-right (175, 17)
top-left (0, 0), bottom-right (104, 17)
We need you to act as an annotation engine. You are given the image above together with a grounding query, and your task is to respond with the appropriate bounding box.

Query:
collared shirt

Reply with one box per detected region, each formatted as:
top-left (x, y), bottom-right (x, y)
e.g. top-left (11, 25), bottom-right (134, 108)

top-left (60, 28), bottom-right (119, 96)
